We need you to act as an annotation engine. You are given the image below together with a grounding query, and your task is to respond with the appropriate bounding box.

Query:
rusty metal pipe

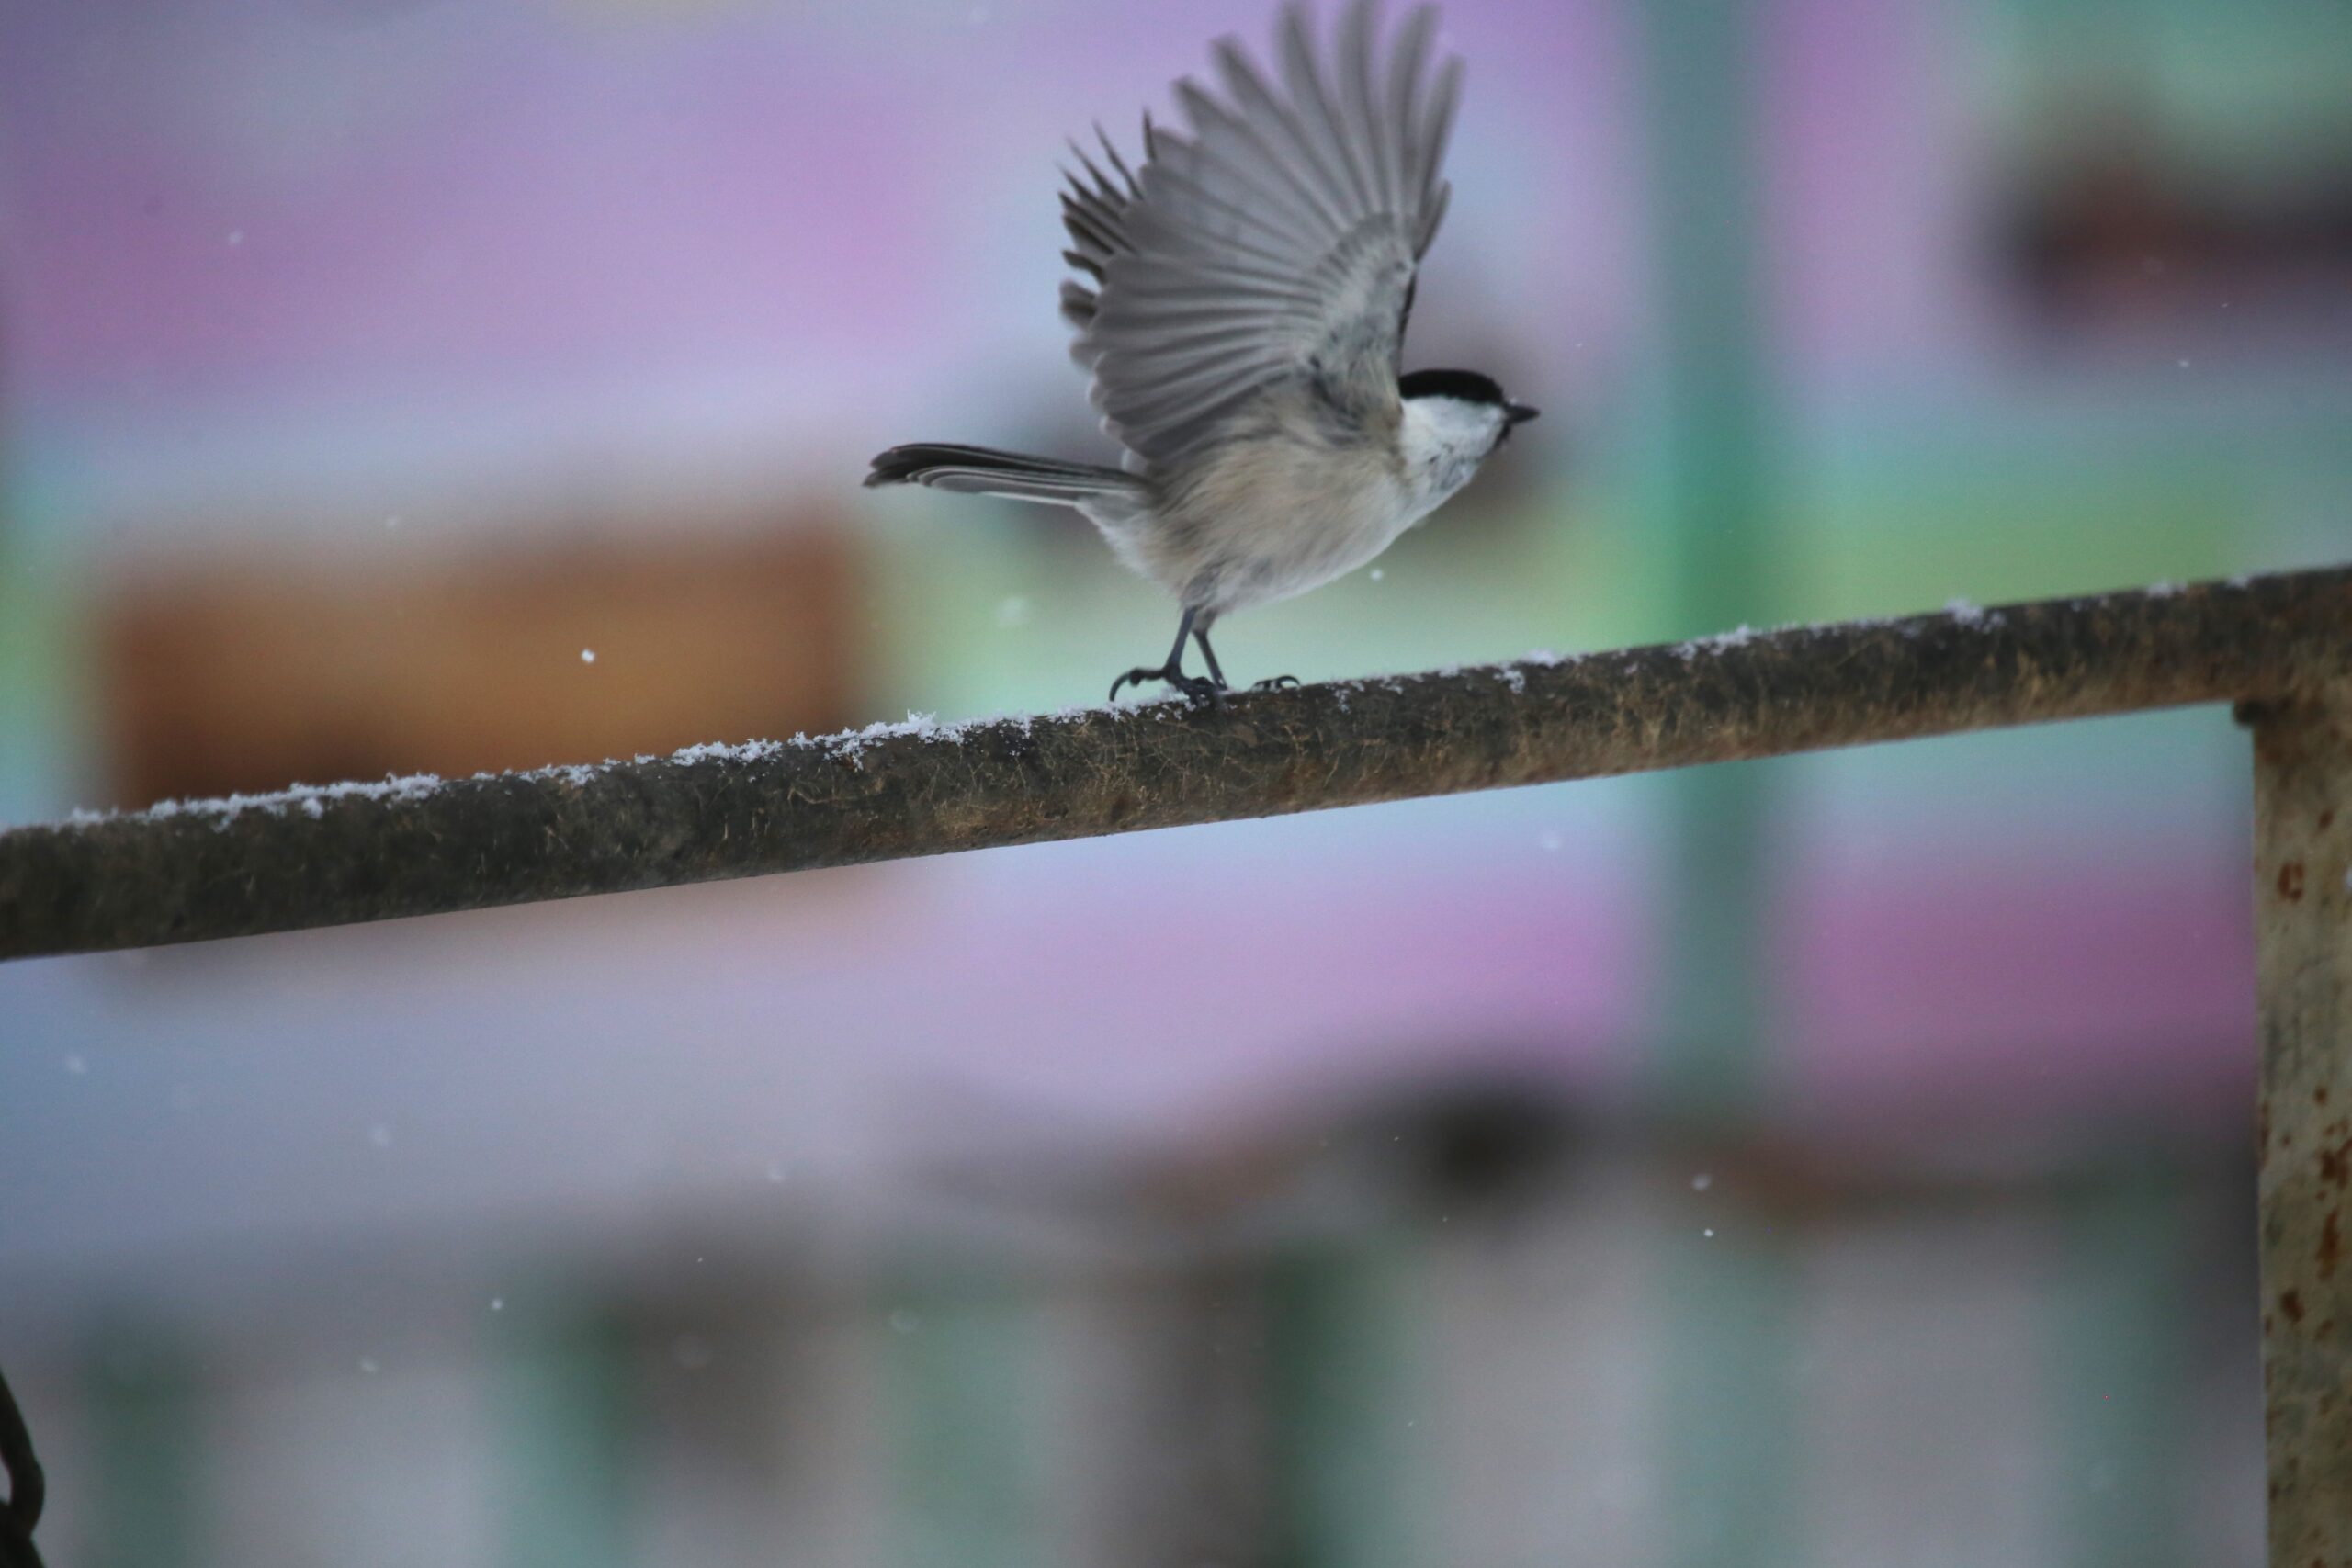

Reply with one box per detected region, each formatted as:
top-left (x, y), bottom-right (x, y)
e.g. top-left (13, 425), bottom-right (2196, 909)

top-left (1, 565), bottom-right (2346, 963)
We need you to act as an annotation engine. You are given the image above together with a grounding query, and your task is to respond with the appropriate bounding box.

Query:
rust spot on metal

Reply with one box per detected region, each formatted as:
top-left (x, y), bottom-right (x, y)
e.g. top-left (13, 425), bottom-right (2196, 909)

top-left (2280, 861), bottom-right (2309, 901)
top-left (2283, 1288), bottom-right (2308, 1325)
top-left (2322, 1086), bottom-right (2333, 1107)
top-left (2322, 808), bottom-right (2336, 830)
top-left (2321, 1140), bottom-right (2352, 1190)
top-left (2324, 1210), bottom-right (2343, 1280)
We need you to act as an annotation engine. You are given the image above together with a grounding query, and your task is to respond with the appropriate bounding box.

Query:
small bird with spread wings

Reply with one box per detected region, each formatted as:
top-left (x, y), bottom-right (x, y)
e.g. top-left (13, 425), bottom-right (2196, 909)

top-left (867, 0), bottom-right (1535, 703)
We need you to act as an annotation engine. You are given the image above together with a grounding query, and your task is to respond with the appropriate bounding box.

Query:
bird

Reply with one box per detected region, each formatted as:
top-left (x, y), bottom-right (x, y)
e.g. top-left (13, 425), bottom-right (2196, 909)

top-left (865, 0), bottom-right (1536, 705)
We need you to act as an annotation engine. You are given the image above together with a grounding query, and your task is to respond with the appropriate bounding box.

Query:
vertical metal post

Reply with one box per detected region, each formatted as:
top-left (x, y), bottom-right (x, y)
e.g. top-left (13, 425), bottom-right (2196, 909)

top-left (2253, 696), bottom-right (2352, 1566)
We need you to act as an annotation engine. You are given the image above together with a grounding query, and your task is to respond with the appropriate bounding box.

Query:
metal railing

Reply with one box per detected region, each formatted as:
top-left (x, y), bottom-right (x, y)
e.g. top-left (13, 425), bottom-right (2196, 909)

top-left (2, 561), bottom-right (2346, 1562)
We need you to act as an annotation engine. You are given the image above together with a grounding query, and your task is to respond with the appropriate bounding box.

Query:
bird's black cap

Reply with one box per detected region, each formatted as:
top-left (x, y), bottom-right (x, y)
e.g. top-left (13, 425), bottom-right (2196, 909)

top-left (1399, 367), bottom-right (1505, 404)
top-left (1400, 367), bottom-right (1538, 424)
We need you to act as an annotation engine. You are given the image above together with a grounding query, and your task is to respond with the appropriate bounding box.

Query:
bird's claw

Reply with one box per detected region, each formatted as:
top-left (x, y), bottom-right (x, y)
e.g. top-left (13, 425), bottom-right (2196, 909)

top-left (1108, 665), bottom-right (1224, 707)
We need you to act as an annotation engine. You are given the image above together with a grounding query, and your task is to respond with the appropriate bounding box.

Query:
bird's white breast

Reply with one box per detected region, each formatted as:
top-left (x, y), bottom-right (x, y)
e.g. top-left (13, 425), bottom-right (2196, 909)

top-left (1134, 391), bottom-right (1499, 615)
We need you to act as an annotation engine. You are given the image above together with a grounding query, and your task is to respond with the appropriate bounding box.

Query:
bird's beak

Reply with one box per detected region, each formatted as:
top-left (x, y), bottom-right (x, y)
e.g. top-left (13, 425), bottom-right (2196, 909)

top-left (1505, 401), bottom-right (1540, 425)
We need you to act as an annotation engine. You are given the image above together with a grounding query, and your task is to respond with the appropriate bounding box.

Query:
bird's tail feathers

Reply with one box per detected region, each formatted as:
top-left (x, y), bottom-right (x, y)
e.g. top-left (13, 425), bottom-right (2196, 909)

top-left (865, 444), bottom-right (1144, 509)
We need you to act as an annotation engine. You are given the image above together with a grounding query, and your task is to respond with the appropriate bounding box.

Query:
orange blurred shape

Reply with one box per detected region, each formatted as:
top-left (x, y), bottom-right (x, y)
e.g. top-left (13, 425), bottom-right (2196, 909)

top-left (93, 519), bottom-right (863, 811)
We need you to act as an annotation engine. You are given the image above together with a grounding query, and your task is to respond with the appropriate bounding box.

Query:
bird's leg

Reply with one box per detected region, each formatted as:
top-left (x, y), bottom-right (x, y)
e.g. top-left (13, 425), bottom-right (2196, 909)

top-left (1194, 620), bottom-right (1297, 693)
top-left (1191, 618), bottom-right (1229, 690)
top-left (1109, 606), bottom-right (1221, 705)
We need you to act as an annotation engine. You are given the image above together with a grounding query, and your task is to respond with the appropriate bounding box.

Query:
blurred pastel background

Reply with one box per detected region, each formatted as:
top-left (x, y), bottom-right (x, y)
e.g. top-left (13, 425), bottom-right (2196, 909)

top-left (2, 0), bottom-right (2348, 1563)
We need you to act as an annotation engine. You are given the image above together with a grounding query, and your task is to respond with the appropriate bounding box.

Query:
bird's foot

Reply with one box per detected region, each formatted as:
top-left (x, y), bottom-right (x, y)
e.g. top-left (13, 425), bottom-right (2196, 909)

top-left (1109, 663), bottom-right (1224, 707)
top-left (1251, 674), bottom-right (1301, 692)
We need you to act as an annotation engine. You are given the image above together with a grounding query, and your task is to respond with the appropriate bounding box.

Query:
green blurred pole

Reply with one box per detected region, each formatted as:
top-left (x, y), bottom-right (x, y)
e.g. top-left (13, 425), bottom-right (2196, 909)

top-left (1640, 0), bottom-right (1778, 1104)
top-left (0, 303), bottom-right (80, 830)
top-left (495, 1308), bottom-right (639, 1568)
top-left (82, 1328), bottom-right (205, 1568)
top-left (876, 1279), bottom-right (1047, 1568)
top-left (1636, 6), bottom-right (1797, 1567)
top-left (1265, 1242), bottom-right (1419, 1568)
top-left (2045, 1163), bottom-right (2187, 1568)
top-left (0, 299), bottom-right (41, 826)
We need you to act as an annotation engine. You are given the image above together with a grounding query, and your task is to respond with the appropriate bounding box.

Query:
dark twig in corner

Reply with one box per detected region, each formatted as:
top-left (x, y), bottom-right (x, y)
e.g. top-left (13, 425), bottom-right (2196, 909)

top-left (0, 1360), bottom-right (46, 1568)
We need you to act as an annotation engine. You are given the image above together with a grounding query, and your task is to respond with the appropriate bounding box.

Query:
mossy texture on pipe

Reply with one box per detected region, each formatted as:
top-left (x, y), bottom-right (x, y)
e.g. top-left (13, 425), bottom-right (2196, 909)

top-left (3, 567), bottom-right (2346, 961)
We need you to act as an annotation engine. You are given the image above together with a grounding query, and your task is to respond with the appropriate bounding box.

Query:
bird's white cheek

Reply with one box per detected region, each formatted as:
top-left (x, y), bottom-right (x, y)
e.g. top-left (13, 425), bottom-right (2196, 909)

top-left (1419, 451), bottom-right (1482, 507)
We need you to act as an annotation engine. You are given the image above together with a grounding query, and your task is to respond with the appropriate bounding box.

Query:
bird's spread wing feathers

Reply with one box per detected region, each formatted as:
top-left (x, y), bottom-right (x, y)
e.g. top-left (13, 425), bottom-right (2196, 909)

top-left (1059, 1), bottom-right (1461, 471)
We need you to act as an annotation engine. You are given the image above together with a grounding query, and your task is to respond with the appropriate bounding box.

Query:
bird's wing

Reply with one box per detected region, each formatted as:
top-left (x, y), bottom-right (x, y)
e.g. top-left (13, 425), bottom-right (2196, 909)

top-left (1058, 0), bottom-right (1461, 471)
